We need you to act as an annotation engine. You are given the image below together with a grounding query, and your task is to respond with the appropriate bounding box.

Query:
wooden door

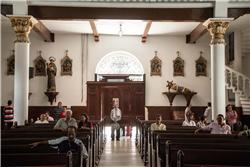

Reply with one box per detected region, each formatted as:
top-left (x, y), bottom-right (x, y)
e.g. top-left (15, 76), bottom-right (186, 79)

top-left (101, 86), bottom-right (131, 125)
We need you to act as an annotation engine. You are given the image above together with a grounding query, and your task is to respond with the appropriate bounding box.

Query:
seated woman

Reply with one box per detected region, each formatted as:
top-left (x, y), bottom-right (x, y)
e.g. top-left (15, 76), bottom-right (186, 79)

top-left (59, 106), bottom-right (66, 119)
top-left (196, 115), bottom-right (206, 128)
top-left (151, 114), bottom-right (166, 130)
top-left (78, 113), bottom-right (93, 130)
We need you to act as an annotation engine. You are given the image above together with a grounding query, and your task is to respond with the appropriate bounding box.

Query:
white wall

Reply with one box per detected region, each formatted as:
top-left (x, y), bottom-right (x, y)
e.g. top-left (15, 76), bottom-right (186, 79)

top-left (242, 56), bottom-right (250, 78)
top-left (88, 33), bottom-right (212, 106)
top-left (1, 30), bottom-right (213, 107)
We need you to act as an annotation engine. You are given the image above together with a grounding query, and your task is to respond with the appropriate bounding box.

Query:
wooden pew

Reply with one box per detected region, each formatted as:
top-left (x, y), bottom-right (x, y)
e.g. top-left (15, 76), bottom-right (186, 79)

top-left (177, 149), bottom-right (250, 167)
top-left (158, 138), bottom-right (250, 167)
top-left (150, 132), bottom-right (247, 167)
top-left (2, 153), bottom-right (73, 166)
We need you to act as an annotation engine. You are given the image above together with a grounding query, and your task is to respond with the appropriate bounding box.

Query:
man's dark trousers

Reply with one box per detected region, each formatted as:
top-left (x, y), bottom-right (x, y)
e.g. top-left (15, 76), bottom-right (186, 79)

top-left (111, 120), bottom-right (120, 140)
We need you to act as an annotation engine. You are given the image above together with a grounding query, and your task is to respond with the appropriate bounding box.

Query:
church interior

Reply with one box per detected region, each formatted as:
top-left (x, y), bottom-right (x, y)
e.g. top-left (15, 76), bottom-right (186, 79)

top-left (1, 0), bottom-right (250, 167)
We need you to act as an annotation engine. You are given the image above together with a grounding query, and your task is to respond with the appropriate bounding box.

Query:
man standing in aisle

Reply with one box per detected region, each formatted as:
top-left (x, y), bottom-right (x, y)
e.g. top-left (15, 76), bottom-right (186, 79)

top-left (110, 103), bottom-right (122, 141)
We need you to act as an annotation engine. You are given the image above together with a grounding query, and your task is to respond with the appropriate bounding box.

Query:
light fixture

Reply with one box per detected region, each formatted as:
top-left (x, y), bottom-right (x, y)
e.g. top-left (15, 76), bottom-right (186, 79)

top-left (118, 24), bottom-right (123, 37)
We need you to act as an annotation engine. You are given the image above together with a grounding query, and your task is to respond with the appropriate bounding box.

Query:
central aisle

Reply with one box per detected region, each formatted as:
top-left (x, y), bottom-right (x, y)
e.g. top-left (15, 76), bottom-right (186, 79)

top-left (98, 129), bottom-right (144, 167)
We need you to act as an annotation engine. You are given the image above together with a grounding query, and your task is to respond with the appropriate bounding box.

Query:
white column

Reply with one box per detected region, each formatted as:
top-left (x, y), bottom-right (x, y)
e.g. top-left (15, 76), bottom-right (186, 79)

top-left (7, 15), bottom-right (38, 125)
top-left (14, 44), bottom-right (30, 125)
top-left (211, 44), bottom-right (226, 120)
top-left (204, 18), bottom-right (234, 120)
top-left (234, 31), bottom-right (242, 107)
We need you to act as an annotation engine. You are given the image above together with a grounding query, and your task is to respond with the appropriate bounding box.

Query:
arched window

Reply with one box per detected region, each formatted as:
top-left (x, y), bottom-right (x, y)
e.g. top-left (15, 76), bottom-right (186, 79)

top-left (95, 51), bottom-right (144, 81)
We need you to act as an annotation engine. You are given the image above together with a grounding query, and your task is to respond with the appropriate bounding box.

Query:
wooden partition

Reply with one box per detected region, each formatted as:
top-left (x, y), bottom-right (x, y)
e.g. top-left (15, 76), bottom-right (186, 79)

top-left (87, 80), bottom-right (145, 126)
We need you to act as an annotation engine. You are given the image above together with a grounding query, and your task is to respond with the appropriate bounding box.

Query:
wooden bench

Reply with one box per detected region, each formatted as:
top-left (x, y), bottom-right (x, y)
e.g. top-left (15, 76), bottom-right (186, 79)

top-left (177, 149), bottom-right (250, 167)
top-left (157, 138), bottom-right (250, 167)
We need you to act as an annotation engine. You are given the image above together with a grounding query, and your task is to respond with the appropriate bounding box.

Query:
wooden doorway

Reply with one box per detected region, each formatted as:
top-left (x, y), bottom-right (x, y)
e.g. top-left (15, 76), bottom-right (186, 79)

top-left (87, 76), bottom-right (145, 126)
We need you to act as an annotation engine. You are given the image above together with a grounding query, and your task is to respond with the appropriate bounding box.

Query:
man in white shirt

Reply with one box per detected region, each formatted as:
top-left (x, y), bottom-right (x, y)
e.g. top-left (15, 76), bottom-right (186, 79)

top-left (35, 114), bottom-right (49, 124)
top-left (182, 113), bottom-right (196, 126)
top-left (45, 111), bottom-right (54, 121)
top-left (110, 104), bottom-right (122, 141)
top-left (204, 102), bottom-right (212, 123)
top-left (185, 102), bottom-right (193, 121)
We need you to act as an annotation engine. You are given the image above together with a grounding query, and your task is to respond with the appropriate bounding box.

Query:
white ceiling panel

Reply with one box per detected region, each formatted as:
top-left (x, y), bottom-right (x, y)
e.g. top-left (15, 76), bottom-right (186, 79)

top-left (149, 22), bottom-right (200, 35)
top-left (95, 20), bottom-right (147, 35)
top-left (40, 20), bottom-right (93, 34)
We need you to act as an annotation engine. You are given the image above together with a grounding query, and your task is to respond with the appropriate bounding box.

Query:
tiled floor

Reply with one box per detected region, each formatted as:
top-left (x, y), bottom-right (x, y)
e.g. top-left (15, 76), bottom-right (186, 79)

top-left (98, 128), bottom-right (144, 167)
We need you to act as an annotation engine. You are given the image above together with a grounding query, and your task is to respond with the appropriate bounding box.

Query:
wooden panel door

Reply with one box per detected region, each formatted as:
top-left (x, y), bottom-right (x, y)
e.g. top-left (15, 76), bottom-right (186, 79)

top-left (101, 86), bottom-right (131, 125)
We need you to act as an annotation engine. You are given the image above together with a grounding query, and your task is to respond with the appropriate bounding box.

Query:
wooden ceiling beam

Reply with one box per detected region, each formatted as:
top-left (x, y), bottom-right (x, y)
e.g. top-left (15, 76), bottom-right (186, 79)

top-left (28, 6), bottom-right (213, 21)
top-left (142, 21), bottom-right (152, 43)
top-left (33, 21), bottom-right (55, 42)
top-left (186, 23), bottom-right (207, 44)
top-left (228, 8), bottom-right (250, 20)
top-left (89, 20), bottom-right (99, 42)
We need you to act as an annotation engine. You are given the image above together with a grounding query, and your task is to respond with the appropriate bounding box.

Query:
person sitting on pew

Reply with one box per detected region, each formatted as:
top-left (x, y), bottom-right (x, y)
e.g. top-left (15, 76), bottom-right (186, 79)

top-left (238, 129), bottom-right (250, 138)
top-left (79, 113), bottom-right (93, 130)
top-left (45, 111), bottom-right (54, 121)
top-left (54, 109), bottom-right (77, 132)
top-left (151, 114), bottom-right (166, 130)
top-left (35, 114), bottom-right (49, 124)
top-left (196, 115), bottom-right (206, 128)
top-left (182, 113), bottom-right (196, 126)
top-left (59, 106), bottom-right (66, 119)
top-left (195, 114), bottom-right (231, 134)
top-left (29, 126), bottom-right (88, 159)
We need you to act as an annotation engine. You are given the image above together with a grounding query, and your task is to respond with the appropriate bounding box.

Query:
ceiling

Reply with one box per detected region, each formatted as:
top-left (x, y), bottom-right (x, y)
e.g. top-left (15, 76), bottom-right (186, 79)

top-left (1, 14), bottom-right (250, 36)
top-left (40, 20), bottom-right (201, 36)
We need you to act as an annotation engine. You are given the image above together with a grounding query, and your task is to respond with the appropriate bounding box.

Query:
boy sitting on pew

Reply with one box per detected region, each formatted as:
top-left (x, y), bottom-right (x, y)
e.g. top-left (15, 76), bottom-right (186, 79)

top-left (151, 114), bottom-right (166, 130)
top-left (29, 126), bottom-right (88, 159)
top-left (182, 113), bottom-right (196, 126)
top-left (195, 114), bottom-right (231, 134)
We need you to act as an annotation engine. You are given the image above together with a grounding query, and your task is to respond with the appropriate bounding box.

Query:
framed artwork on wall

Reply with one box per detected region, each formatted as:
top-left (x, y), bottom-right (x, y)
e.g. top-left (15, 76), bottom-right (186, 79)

top-left (195, 51), bottom-right (207, 77)
top-left (150, 51), bottom-right (162, 76)
top-left (113, 98), bottom-right (119, 107)
top-left (61, 50), bottom-right (73, 76)
top-left (34, 51), bottom-right (46, 76)
top-left (7, 50), bottom-right (15, 75)
top-left (173, 51), bottom-right (184, 76)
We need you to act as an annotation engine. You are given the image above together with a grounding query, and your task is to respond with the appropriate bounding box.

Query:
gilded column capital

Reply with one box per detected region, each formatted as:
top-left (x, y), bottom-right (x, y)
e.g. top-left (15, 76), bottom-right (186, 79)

top-left (7, 15), bottom-right (38, 44)
top-left (203, 18), bottom-right (234, 46)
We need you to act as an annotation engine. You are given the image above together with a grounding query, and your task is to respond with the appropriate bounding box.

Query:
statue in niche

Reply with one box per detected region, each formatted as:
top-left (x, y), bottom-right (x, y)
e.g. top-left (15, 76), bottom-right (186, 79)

top-left (166, 80), bottom-right (194, 93)
top-left (7, 50), bottom-right (15, 75)
top-left (47, 56), bottom-right (57, 92)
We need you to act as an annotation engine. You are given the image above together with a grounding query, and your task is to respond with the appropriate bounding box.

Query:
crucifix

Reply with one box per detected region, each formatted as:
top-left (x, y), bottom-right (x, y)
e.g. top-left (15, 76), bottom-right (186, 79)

top-left (66, 50), bottom-right (69, 56)
top-left (11, 49), bottom-right (15, 56)
top-left (38, 50), bottom-right (42, 56)
top-left (154, 50), bottom-right (157, 57)
top-left (177, 51), bottom-right (180, 57)
top-left (200, 51), bottom-right (203, 57)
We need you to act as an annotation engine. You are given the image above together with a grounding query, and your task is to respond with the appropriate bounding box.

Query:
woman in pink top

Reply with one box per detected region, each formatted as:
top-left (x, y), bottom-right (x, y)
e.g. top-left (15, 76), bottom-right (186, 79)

top-left (226, 104), bottom-right (238, 131)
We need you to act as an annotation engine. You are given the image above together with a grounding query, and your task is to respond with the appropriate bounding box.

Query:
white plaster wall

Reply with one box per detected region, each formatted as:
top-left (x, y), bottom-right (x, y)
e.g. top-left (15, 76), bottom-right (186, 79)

top-left (242, 56), bottom-right (250, 78)
top-left (87, 33), bottom-right (212, 106)
top-left (1, 30), bottom-right (213, 107)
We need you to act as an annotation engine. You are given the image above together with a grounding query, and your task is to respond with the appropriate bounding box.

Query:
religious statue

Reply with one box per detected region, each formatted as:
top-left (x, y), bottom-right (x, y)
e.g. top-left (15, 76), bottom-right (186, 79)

top-left (47, 56), bottom-right (57, 92)
top-left (166, 81), bottom-right (194, 93)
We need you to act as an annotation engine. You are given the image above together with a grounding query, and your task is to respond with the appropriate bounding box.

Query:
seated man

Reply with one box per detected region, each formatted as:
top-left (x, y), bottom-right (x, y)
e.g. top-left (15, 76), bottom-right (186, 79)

top-left (151, 114), bottom-right (166, 130)
top-left (238, 129), bottom-right (250, 137)
top-left (29, 126), bottom-right (88, 159)
top-left (35, 114), bottom-right (49, 124)
top-left (195, 114), bottom-right (231, 134)
top-left (182, 113), bottom-right (196, 126)
top-left (45, 111), bottom-right (54, 121)
top-left (54, 109), bottom-right (77, 132)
